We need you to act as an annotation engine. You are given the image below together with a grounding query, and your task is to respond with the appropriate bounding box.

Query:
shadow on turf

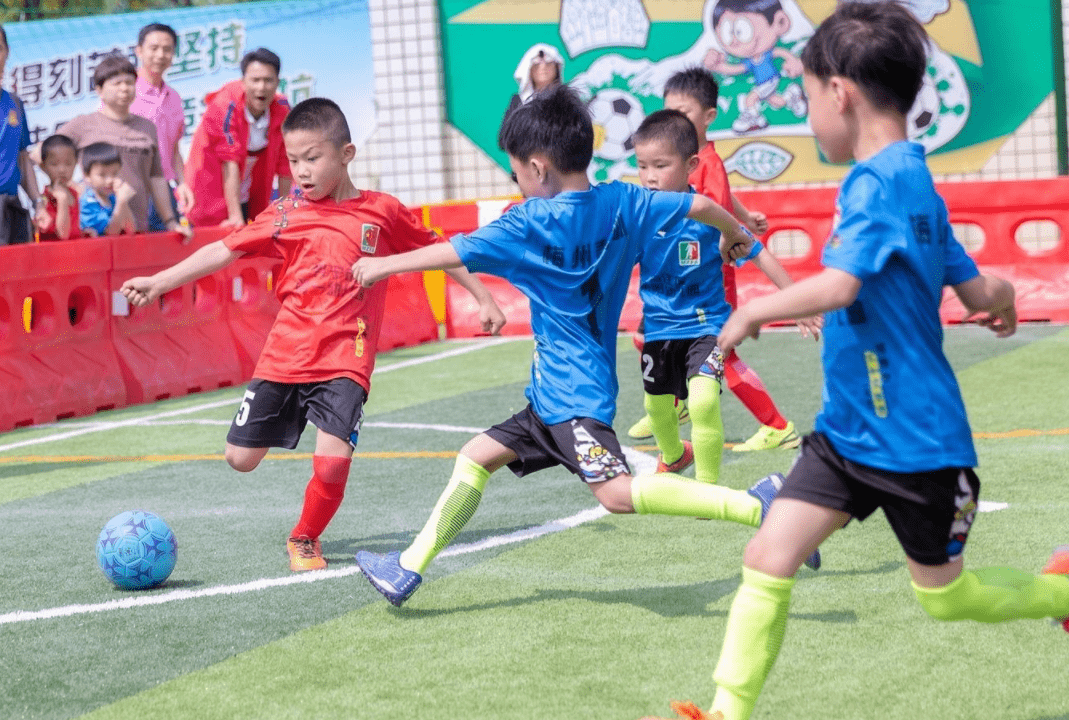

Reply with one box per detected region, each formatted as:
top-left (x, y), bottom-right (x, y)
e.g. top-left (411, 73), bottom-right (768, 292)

top-left (397, 577), bottom-right (859, 624)
top-left (326, 523), bottom-right (549, 558)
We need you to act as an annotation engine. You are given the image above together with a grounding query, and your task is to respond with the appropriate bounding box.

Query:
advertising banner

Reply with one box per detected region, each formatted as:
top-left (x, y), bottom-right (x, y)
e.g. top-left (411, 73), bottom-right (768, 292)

top-left (4, 0), bottom-right (374, 155)
top-left (440, 0), bottom-right (1053, 185)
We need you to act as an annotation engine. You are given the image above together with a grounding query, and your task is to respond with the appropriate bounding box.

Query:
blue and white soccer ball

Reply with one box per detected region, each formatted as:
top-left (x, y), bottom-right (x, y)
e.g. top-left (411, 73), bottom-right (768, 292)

top-left (96, 510), bottom-right (177, 590)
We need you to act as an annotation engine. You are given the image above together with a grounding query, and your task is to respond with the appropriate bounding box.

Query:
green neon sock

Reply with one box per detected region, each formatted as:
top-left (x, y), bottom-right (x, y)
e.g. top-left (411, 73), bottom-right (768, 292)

top-left (400, 454), bottom-right (490, 574)
top-left (712, 567), bottom-right (796, 720)
top-left (913, 567), bottom-right (1069, 623)
top-left (687, 375), bottom-right (723, 484)
top-left (645, 392), bottom-right (684, 464)
top-left (630, 473), bottom-right (760, 526)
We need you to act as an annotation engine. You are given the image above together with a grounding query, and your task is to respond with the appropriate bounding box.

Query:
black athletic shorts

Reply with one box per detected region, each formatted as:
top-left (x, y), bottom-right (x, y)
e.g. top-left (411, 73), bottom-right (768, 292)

top-left (778, 432), bottom-right (981, 566)
top-left (226, 377), bottom-right (367, 450)
top-left (639, 335), bottom-right (725, 399)
top-left (485, 405), bottom-right (631, 483)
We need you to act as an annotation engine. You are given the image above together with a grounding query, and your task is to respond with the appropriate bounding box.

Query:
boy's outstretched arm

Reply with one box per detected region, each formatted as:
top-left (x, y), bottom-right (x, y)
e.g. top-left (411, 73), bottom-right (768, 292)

top-left (687, 195), bottom-right (754, 263)
top-left (444, 265), bottom-right (507, 335)
top-left (718, 267), bottom-right (861, 355)
top-left (352, 242), bottom-right (463, 287)
top-left (953, 273), bottom-right (1017, 337)
top-left (730, 193), bottom-right (768, 235)
top-left (121, 240), bottom-right (242, 307)
top-left (750, 248), bottom-right (823, 339)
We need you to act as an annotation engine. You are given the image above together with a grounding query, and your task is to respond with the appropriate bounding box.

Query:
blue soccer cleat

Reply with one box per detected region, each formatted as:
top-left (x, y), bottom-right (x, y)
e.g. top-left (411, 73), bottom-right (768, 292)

top-left (747, 473), bottom-right (822, 571)
top-left (356, 550), bottom-right (422, 606)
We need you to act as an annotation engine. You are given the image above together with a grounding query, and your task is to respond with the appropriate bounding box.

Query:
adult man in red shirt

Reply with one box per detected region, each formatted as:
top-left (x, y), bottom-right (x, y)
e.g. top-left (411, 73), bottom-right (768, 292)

top-left (185, 48), bottom-right (292, 228)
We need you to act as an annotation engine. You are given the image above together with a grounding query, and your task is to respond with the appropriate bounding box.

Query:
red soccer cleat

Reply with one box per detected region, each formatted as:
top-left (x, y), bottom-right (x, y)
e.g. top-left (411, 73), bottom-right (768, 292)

top-left (656, 440), bottom-right (694, 474)
top-left (1042, 545), bottom-right (1069, 633)
top-left (638, 701), bottom-right (724, 720)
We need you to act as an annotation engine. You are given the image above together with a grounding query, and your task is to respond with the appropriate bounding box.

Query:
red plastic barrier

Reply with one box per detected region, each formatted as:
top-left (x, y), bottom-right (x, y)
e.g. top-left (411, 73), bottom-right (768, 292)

top-left (379, 272), bottom-right (441, 350)
top-left (109, 228), bottom-right (245, 404)
top-left (0, 238), bottom-right (126, 431)
top-left (224, 255), bottom-right (282, 378)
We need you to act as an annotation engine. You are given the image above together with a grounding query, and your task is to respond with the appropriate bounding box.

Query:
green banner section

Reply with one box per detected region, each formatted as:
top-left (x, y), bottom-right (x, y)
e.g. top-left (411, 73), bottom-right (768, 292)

top-left (440, 0), bottom-right (1053, 185)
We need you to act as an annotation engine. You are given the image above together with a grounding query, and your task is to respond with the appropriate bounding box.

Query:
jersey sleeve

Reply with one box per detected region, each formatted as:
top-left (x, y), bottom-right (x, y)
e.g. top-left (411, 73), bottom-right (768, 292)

top-left (939, 199), bottom-right (980, 286)
top-left (821, 170), bottom-right (904, 281)
top-left (625, 183), bottom-right (694, 246)
top-left (203, 100), bottom-right (244, 166)
top-left (388, 200), bottom-right (440, 253)
top-left (222, 204), bottom-right (281, 257)
top-left (735, 238), bottom-right (764, 267)
top-left (450, 204), bottom-right (529, 280)
top-left (79, 192), bottom-right (111, 235)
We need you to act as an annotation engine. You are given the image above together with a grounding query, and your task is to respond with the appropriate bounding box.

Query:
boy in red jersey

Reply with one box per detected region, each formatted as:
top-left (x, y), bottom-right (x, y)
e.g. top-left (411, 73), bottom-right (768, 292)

top-left (121, 98), bottom-right (505, 572)
top-left (658, 67), bottom-right (819, 453)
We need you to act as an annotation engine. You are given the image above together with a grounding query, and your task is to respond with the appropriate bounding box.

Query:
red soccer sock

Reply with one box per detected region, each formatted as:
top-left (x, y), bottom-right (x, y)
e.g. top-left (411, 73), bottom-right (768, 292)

top-left (724, 351), bottom-right (788, 430)
top-left (290, 455), bottom-right (352, 539)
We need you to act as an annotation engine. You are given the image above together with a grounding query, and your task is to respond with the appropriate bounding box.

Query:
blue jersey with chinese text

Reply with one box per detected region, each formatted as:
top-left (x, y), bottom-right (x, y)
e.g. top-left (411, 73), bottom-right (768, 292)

top-left (638, 190), bottom-right (762, 342)
top-left (817, 141), bottom-right (980, 472)
top-left (451, 181), bottom-right (693, 426)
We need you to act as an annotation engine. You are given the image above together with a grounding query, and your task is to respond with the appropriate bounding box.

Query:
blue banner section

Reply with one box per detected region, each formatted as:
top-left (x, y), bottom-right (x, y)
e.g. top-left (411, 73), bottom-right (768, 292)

top-left (4, 0), bottom-right (374, 150)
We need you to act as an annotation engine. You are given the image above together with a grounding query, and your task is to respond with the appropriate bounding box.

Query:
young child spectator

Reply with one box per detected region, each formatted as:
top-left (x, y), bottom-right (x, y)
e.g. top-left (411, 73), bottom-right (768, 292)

top-left (53, 53), bottom-right (191, 240)
top-left (35, 134), bottom-right (81, 242)
top-left (120, 98), bottom-right (505, 573)
top-left (626, 67), bottom-right (817, 453)
top-left (644, 5), bottom-right (1069, 719)
top-left (351, 85), bottom-right (814, 609)
top-left (630, 110), bottom-right (816, 527)
top-left (79, 142), bottom-right (136, 237)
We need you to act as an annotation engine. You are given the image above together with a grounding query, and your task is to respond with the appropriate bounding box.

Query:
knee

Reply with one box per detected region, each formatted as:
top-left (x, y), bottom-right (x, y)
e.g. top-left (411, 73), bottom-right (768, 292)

top-left (742, 531), bottom-right (797, 578)
top-left (591, 477), bottom-right (635, 514)
top-left (225, 446), bottom-right (261, 473)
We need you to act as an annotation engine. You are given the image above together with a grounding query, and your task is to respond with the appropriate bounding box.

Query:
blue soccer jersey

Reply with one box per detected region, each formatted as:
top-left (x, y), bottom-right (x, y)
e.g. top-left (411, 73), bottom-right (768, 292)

top-left (451, 181), bottom-right (693, 426)
top-left (638, 195), bottom-right (762, 342)
top-left (817, 141), bottom-right (980, 472)
top-left (0, 91), bottom-right (30, 195)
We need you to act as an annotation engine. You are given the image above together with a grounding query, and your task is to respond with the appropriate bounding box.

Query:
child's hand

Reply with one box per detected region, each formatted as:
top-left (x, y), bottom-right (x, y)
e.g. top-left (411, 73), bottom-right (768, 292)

top-left (351, 257), bottom-right (387, 287)
top-left (969, 305), bottom-right (1017, 338)
top-left (747, 211), bottom-right (768, 235)
top-left (796, 314), bottom-right (823, 340)
top-left (114, 180), bottom-right (136, 203)
top-left (718, 307), bottom-right (761, 357)
top-left (121, 276), bottom-right (163, 307)
top-left (51, 185), bottom-right (73, 205)
top-left (720, 224), bottom-right (755, 264)
top-left (478, 298), bottom-right (507, 336)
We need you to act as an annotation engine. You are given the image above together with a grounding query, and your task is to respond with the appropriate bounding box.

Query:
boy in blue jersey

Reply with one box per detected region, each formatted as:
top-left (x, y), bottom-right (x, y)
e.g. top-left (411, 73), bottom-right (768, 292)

top-left (632, 108), bottom-right (807, 491)
top-left (351, 85), bottom-right (803, 607)
top-left (643, 5), bottom-right (1069, 720)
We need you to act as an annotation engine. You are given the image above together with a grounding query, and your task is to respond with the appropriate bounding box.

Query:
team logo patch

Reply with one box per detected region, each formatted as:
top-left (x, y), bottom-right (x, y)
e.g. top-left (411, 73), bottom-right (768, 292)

top-left (361, 223), bottom-right (380, 254)
top-left (678, 240), bottom-right (700, 266)
top-left (6, 109), bottom-right (17, 127)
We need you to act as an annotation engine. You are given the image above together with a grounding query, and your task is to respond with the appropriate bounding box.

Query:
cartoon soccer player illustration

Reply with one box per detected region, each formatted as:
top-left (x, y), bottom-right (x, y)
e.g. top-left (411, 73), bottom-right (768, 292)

top-left (703, 0), bottom-right (808, 133)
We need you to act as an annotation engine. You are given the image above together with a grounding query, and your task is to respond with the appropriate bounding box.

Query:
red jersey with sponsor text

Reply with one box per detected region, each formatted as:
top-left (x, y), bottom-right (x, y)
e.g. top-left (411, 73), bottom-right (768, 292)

top-left (223, 190), bottom-right (438, 391)
top-left (688, 141), bottom-right (739, 307)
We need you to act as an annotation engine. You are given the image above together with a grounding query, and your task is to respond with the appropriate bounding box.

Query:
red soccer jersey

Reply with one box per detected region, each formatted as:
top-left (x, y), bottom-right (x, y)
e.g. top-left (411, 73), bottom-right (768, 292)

top-left (688, 142), bottom-right (739, 306)
top-left (223, 190), bottom-right (439, 391)
top-left (38, 185), bottom-right (82, 241)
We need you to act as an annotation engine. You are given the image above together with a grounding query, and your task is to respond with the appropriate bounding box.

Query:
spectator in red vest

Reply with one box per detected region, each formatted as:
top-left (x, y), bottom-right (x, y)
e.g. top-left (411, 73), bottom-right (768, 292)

top-left (185, 48), bottom-right (292, 228)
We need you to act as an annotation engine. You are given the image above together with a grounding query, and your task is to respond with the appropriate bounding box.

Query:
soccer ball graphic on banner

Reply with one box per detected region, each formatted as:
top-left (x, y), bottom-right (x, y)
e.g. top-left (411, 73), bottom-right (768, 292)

top-left (96, 510), bottom-right (177, 590)
top-left (590, 88), bottom-right (645, 163)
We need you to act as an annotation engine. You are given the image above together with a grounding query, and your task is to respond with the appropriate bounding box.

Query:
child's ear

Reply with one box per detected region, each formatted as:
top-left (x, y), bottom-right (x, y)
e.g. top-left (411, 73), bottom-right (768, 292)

top-left (702, 106), bottom-right (718, 130)
top-left (341, 142), bottom-right (357, 164)
top-left (686, 154), bottom-right (700, 174)
top-left (530, 157), bottom-right (547, 183)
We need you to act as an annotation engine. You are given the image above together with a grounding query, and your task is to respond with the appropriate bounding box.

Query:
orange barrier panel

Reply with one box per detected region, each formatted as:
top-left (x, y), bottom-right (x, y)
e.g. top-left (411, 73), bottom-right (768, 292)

top-left (0, 238), bottom-right (126, 431)
top-left (379, 272), bottom-right (441, 351)
top-left (109, 229), bottom-right (245, 404)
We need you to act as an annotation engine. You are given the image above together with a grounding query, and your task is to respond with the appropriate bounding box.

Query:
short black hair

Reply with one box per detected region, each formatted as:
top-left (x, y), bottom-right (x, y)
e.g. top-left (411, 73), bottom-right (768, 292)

top-left (93, 53), bottom-right (137, 88)
top-left (282, 97), bottom-right (352, 146)
top-left (0, 25), bottom-right (8, 49)
top-left (498, 84), bottom-right (592, 173)
top-left (711, 0), bottom-right (783, 27)
top-left (241, 47), bottom-right (281, 76)
top-left (633, 109), bottom-right (699, 159)
top-left (41, 134), bottom-right (77, 163)
top-left (801, 1), bottom-right (928, 115)
top-left (137, 23), bottom-right (178, 48)
top-left (80, 142), bottom-right (122, 174)
top-left (663, 67), bottom-right (719, 110)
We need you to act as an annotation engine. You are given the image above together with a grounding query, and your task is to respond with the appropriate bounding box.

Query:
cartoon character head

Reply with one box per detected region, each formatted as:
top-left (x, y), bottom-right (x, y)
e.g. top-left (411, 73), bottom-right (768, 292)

top-left (710, 0), bottom-right (791, 59)
top-left (572, 423), bottom-right (627, 480)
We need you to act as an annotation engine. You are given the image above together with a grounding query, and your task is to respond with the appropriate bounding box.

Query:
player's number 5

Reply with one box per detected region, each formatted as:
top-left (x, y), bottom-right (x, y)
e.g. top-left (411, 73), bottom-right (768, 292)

top-left (235, 390), bottom-right (256, 427)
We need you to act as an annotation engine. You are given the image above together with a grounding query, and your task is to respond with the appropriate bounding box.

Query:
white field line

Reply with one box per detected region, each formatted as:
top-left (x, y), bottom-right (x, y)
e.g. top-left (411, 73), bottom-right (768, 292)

top-left (0, 445), bottom-right (656, 626)
top-left (0, 339), bottom-right (521, 454)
